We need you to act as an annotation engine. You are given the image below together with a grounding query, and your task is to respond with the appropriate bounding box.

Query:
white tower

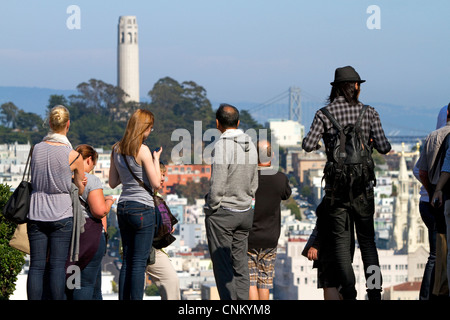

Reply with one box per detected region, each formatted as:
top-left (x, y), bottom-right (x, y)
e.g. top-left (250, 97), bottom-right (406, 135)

top-left (391, 144), bottom-right (429, 254)
top-left (118, 16), bottom-right (140, 103)
top-left (392, 145), bottom-right (409, 252)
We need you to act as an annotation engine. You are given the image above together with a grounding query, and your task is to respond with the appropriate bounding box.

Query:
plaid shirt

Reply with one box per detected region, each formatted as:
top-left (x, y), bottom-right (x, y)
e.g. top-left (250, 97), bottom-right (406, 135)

top-left (302, 96), bottom-right (391, 154)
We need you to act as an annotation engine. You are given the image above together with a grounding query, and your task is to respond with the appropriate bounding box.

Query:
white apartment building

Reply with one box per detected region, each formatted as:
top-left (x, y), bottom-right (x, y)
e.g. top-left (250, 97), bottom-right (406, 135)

top-left (269, 119), bottom-right (304, 147)
top-left (0, 142), bottom-right (32, 189)
top-left (273, 234), bottom-right (427, 300)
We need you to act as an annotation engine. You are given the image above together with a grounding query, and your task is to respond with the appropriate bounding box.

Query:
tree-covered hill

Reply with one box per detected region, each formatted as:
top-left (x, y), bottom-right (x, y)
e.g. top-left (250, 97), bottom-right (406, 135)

top-left (0, 77), bottom-right (265, 164)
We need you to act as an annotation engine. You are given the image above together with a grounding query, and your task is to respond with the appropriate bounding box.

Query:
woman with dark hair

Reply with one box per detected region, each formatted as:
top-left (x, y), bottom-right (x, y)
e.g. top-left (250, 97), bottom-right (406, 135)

top-left (327, 81), bottom-right (361, 106)
top-left (109, 109), bottom-right (162, 300)
top-left (303, 66), bottom-right (391, 300)
top-left (67, 144), bottom-right (115, 300)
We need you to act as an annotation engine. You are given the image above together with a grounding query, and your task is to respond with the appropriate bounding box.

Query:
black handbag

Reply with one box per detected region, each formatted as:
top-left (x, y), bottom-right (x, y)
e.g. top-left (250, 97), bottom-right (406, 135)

top-left (3, 145), bottom-right (34, 224)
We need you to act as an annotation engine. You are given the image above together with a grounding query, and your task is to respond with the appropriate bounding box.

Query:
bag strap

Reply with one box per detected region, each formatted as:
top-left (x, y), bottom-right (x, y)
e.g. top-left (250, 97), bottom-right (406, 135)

top-left (23, 145), bottom-right (35, 182)
top-left (69, 152), bottom-right (81, 166)
top-left (321, 107), bottom-right (346, 160)
top-left (356, 105), bottom-right (369, 129)
top-left (320, 107), bottom-right (342, 132)
top-left (121, 153), bottom-right (154, 196)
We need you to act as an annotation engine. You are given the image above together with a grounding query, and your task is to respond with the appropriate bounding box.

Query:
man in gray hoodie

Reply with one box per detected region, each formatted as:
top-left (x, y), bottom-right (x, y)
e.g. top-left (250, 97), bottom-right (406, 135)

top-left (205, 103), bottom-right (258, 300)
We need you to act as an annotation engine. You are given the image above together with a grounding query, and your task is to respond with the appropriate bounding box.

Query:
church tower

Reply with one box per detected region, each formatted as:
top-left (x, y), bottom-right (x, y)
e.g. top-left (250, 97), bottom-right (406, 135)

top-left (391, 143), bottom-right (429, 254)
top-left (118, 16), bottom-right (140, 103)
top-left (392, 144), bottom-right (409, 253)
top-left (407, 148), bottom-right (428, 254)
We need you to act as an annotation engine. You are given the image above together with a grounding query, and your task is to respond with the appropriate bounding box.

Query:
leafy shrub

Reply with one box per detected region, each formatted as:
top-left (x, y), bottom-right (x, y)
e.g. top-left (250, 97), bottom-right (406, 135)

top-left (0, 183), bottom-right (26, 300)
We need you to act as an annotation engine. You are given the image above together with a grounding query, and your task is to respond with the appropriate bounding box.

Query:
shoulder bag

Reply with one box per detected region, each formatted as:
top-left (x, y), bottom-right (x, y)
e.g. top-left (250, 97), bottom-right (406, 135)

top-left (3, 145), bottom-right (34, 224)
top-left (121, 154), bottom-right (177, 249)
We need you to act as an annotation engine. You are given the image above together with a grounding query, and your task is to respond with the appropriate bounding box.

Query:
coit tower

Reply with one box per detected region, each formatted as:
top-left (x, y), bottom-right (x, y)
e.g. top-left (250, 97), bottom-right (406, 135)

top-left (117, 16), bottom-right (139, 103)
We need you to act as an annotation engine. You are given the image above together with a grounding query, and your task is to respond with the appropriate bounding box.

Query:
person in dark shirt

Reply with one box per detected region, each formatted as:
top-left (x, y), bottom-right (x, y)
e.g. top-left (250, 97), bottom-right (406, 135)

top-left (302, 66), bottom-right (391, 300)
top-left (247, 139), bottom-right (292, 300)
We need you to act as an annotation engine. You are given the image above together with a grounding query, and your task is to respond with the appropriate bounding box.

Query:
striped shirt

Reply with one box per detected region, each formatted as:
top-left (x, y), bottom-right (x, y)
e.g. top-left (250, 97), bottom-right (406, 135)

top-left (29, 142), bottom-right (73, 221)
top-left (302, 96), bottom-right (391, 154)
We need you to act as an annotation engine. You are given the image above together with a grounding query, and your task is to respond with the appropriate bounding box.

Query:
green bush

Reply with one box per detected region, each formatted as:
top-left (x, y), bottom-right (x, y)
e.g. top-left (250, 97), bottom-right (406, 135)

top-left (145, 283), bottom-right (160, 296)
top-left (0, 183), bottom-right (26, 300)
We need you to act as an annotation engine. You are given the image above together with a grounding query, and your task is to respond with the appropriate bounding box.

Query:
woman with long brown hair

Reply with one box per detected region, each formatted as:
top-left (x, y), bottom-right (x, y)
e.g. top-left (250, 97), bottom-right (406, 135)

top-left (109, 108), bottom-right (162, 300)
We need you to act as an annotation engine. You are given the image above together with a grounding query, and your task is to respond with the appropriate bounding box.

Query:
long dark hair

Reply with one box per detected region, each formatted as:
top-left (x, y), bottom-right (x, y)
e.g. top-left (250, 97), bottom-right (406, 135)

top-left (327, 82), bottom-right (360, 105)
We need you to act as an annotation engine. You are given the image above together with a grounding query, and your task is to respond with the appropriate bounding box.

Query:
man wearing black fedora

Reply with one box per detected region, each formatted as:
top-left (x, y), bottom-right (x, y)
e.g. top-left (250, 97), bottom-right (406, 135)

top-left (302, 66), bottom-right (391, 300)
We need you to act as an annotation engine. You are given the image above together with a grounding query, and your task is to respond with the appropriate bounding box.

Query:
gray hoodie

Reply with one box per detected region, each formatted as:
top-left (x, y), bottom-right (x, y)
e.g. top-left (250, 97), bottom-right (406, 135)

top-left (206, 129), bottom-right (258, 211)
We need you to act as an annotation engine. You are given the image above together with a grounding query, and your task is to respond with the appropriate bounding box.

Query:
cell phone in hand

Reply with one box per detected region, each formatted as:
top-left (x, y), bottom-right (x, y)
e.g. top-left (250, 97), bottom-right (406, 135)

top-left (433, 198), bottom-right (440, 207)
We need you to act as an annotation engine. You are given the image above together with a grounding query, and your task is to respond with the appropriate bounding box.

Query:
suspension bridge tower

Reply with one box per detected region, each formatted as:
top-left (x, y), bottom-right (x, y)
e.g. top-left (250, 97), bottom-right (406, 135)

top-left (289, 86), bottom-right (301, 123)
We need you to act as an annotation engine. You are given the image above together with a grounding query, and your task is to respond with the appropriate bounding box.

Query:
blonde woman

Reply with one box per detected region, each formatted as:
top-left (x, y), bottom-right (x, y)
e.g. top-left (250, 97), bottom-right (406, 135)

top-left (109, 109), bottom-right (162, 300)
top-left (27, 105), bottom-right (85, 300)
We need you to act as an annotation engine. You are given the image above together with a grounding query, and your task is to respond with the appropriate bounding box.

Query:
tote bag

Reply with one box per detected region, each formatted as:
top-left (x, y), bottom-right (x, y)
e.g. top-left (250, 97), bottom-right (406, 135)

top-left (9, 223), bottom-right (30, 254)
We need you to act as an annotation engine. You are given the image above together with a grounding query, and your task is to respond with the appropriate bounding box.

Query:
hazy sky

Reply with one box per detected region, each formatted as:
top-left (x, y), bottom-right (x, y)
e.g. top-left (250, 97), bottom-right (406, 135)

top-left (1, 1), bottom-right (449, 132)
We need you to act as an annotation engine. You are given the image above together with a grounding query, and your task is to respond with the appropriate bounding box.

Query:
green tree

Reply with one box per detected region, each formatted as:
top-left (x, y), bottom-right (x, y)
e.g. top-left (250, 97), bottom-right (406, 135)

top-left (289, 175), bottom-right (299, 187)
top-left (0, 102), bottom-right (19, 129)
top-left (46, 94), bottom-right (69, 114)
top-left (146, 77), bottom-right (217, 164)
top-left (16, 110), bottom-right (43, 132)
top-left (0, 184), bottom-right (26, 300)
top-left (238, 109), bottom-right (265, 132)
top-left (145, 283), bottom-right (160, 296)
top-left (372, 149), bottom-right (386, 165)
top-left (283, 197), bottom-right (300, 220)
top-left (69, 79), bottom-right (130, 121)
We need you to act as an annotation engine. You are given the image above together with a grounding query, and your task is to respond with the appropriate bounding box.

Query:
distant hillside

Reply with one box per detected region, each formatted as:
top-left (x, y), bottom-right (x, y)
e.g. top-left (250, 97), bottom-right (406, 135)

top-left (236, 100), bottom-right (438, 137)
top-left (0, 86), bottom-right (438, 137)
top-left (0, 86), bottom-right (77, 117)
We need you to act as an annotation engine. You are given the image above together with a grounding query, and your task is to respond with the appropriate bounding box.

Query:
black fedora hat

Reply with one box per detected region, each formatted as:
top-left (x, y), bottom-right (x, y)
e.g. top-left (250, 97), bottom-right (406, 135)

top-left (330, 66), bottom-right (365, 85)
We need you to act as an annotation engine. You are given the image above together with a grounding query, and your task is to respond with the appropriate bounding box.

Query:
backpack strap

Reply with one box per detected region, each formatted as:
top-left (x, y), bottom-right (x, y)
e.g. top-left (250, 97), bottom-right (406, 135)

top-left (320, 107), bottom-right (344, 205)
top-left (320, 107), bottom-right (346, 160)
top-left (356, 105), bottom-right (369, 129)
top-left (320, 107), bottom-right (342, 132)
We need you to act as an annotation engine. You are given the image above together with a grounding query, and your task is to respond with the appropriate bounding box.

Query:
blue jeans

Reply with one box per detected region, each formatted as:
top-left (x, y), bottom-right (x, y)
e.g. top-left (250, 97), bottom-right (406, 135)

top-left (117, 201), bottom-right (155, 300)
top-left (27, 217), bottom-right (73, 300)
top-left (419, 201), bottom-right (437, 300)
top-left (72, 231), bottom-right (106, 300)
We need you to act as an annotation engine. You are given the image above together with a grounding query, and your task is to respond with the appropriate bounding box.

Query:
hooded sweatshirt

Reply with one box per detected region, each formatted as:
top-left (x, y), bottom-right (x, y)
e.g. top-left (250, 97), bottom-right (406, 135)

top-left (207, 129), bottom-right (258, 211)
